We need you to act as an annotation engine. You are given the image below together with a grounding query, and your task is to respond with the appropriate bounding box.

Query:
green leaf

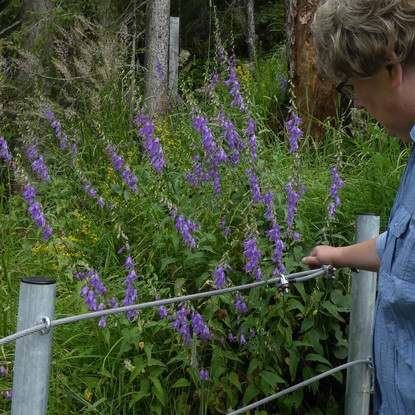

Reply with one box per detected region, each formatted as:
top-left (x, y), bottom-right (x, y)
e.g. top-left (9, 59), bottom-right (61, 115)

top-left (287, 298), bottom-right (306, 315)
top-left (150, 376), bottom-right (166, 406)
top-left (305, 353), bottom-right (332, 366)
top-left (247, 357), bottom-right (262, 377)
top-left (294, 282), bottom-right (309, 304)
top-left (331, 289), bottom-right (351, 312)
top-left (225, 372), bottom-right (242, 393)
top-left (242, 384), bottom-right (260, 406)
top-left (129, 378), bottom-right (150, 407)
top-left (321, 300), bottom-right (344, 321)
top-left (332, 369), bottom-right (343, 383)
top-left (171, 378), bottom-right (190, 388)
top-left (292, 388), bottom-right (304, 410)
top-left (333, 346), bottom-right (348, 360)
top-left (160, 257), bottom-right (177, 272)
top-left (260, 370), bottom-right (285, 388)
top-left (223, 350), bottom-right (243, 363)
top-left (83, 397), bottom-right (108, 414)
top-left (109, 184), bottom-right (122, 195)
top-left (183, 251), bottom-right (205, 268)
top-left (306, 329), bottom-right (324, 355)
top-left (148, 358), bottom-right (167, 368)
top-left (301, 317), bottom-right (314, 332)
top-left (287, 348), bottom-right (300, 381)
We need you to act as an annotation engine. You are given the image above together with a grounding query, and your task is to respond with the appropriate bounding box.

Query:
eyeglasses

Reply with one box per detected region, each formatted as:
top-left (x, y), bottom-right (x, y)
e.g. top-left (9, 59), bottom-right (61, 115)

top-left (336, 78), bottom-right (355, 100)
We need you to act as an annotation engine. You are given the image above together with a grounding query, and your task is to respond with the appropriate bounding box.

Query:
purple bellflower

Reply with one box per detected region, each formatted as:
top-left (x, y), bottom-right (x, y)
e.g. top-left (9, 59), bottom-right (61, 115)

top-left (191, 312), bottom-right (211, 341)
top-left (198, 369), bottom-right (209, 381)
top-left (328, 166), bottom-right (345, 220)
top-left (172, 306), bottom-right (191, 345)
top-left (242, 237), bottom-right (262, 276)
top-left (0, 136), bottom-right (12, 163)
top-left (174, 214), bottom-right (198, 248)
top-left (234, 294), bottom-right (248, 313)
top-left (135, 112), bottom-right (166, 173)
top-left (285, 111), bottom-right (304, 154)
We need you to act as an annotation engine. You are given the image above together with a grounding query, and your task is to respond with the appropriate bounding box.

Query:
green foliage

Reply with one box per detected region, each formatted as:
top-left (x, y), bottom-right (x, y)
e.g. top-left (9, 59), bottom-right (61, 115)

top-left (0, 9), bottom-right (406, 415)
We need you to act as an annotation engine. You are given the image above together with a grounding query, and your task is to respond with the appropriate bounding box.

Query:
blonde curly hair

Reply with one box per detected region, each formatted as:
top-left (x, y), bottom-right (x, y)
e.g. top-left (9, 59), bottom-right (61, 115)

top-left (311, 0), bottom-right (415, 81)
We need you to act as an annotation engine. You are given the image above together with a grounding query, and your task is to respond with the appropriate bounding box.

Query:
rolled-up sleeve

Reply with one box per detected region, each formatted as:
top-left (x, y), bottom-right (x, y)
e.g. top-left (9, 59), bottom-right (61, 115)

top-left (376, 231), bottom-right (387, 260)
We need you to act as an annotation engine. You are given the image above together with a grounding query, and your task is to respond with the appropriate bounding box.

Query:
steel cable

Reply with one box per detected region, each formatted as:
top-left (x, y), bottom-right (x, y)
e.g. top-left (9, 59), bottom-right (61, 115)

top-left (0, 267), bottom-right (328, 347)
top-left (227, 359), bottom-right (371, 415)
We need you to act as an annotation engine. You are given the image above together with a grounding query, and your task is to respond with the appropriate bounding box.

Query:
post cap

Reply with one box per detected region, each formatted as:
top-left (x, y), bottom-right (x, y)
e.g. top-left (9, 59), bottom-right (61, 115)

top-left (21, 276), bottom-right (56, 285)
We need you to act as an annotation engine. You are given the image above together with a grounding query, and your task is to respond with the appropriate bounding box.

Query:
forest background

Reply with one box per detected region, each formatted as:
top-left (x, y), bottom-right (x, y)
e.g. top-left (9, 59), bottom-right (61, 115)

top-left (0, 0), bottom-right (409, 414)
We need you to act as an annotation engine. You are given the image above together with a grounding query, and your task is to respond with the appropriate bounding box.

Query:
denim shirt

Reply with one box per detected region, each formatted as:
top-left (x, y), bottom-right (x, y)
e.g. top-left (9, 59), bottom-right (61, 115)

top-left (373, 127), bottom-right (415, 414)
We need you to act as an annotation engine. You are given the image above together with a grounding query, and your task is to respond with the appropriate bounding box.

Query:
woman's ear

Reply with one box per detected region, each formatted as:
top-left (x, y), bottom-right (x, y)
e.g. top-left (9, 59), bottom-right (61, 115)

top-left (388, 52), bottom-right (403, 88)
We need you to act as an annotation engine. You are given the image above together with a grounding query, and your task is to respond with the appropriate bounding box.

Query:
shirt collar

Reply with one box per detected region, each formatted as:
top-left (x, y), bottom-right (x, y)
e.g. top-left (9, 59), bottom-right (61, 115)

top-left (411, 125), bottom-right (415, 142)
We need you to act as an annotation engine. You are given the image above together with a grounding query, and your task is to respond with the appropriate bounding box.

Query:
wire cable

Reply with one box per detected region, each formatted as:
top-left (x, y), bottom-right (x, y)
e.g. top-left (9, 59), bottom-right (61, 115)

top-left (227, 359), bottom-right (371, 415)
top-left (0, 267), bottom-right (327, 347)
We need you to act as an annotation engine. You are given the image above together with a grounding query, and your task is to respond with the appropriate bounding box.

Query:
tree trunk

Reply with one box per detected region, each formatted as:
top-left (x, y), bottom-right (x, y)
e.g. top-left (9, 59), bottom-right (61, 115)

top-left (245, 0), bottom-right (256, 63)
top-left (20, 0), bottom-right (55, 49)
top-left (18, 0), bottom-right (55, 78)
top-left (144, 0), bottom-right (170, 115)
top-left (285, 0), bottom-right (338, 138)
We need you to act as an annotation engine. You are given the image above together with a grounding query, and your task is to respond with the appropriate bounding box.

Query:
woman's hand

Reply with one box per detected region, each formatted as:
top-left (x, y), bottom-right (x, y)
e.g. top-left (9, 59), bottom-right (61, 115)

top-left (302, 237), bottom-right (380, 272)
top-left (302, 245), bottom-right (341, 269)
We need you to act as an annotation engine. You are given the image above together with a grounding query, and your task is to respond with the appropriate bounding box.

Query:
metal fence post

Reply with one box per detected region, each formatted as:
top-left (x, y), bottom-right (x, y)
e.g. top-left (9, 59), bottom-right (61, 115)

top-left (169, 16), bottom-right (180, 95)
top-left (11, 277), bottom-right (56, 415)
top-left (345, 213), bottom-right (379, 415)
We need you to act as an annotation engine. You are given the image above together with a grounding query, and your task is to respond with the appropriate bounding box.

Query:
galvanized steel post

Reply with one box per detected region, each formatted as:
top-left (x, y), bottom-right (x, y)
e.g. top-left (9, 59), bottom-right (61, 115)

top-left (345, 214), bottom-right (379, 415)
top-left (11, 277), bottom-right (56, 415)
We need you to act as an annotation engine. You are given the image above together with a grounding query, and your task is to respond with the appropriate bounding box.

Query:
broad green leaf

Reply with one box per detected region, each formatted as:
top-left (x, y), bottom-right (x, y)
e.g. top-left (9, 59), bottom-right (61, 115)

top-left (293, 388), bottom-right (304, 410)
top-left (171, 378), bottom-right (190, 388)
top-left (306, 329), bottom-right (324, 355)
top-left (333, 346), bottom-right (348, 360)
top-left (160, 257), bottom-right (177, 272)
top-left (260, 370), bottom-right (285, 388)
top-left (151, 377), bottom-right (166, 406)
top-left (242, 384), bottom-right (260, 406)
top-left (247, 357), bottom-right (262, 377)
top-left (302, 366), bottom-right (318, 394)
top-left (109, 184), bottom-right (122, 195)
top-left (287, 348), bottom-right (300, 381)
top-left (226, 372), bottom-right (242, 393)
top-left (321, 300), bottom-right (344, 321)
top-left (301, 317), bottom-right (314, 332)
top-left (287, 298), bottom-right (306, 314)
top-left (184, 252), bottom-right (205, 268)
top-left (305, 353), bottom-right (332, 366)
top-left (129, 378), bottom-right (150, 407)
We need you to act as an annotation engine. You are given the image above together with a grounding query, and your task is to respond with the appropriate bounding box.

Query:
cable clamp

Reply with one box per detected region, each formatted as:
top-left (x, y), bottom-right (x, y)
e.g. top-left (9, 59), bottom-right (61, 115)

top-left (322, 264), bottom-right (337, 280)
top-left (277, 274), bottom-right (290, 296)
top-left (39, 316), bottom-right (51, 334)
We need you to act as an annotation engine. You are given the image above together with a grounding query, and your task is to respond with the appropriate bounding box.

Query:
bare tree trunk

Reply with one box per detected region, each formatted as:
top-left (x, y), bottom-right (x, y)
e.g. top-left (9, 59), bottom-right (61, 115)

top-left (18, 0), bottom-right (55, 78)
top-left (285, 0), bottom-right (338, 137)
top-left (245, 0), bottom-right (256, 63)
top-left (144, 0), bottom-right (170, 115)
top-left (20, 0), bottom-right (55, 49)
